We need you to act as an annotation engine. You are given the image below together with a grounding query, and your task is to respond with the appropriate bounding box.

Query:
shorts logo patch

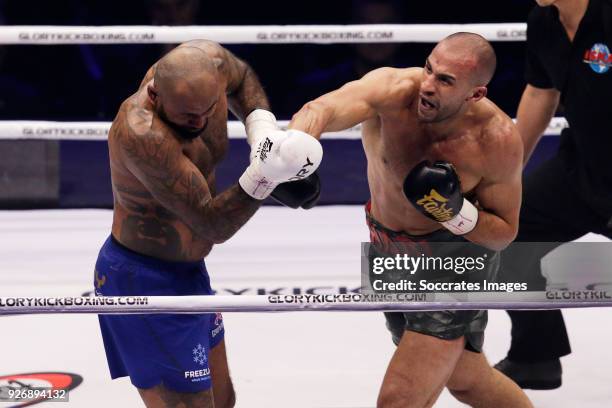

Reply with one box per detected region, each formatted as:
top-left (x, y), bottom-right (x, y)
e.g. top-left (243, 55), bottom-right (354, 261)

top-left (192, 344), bottom-right (207, 366)
top-left (95, 269), bottom-right (106, 290)
top-left (214, 313), bottom-right (223, 326)
top-left (212, 313), bottom-right (224, 338)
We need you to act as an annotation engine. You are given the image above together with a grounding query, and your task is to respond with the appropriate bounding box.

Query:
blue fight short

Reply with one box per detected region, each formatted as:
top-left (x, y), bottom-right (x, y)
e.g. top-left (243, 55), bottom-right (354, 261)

top-left (94, 235), bottom-right (224, 392)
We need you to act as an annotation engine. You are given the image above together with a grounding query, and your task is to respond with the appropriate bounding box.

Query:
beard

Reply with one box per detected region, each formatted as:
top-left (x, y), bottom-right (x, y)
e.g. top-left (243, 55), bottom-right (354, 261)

top-left (158, 105), bottom-right (206, 140)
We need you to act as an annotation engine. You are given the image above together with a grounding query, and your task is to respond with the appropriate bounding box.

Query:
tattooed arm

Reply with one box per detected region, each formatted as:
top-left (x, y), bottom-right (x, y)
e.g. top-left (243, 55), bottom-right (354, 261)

top-left (178, 40), bottom-right (271, 121)
top-left (222, 48), bottom-right (270, 121)
top-left (120, 127), bottom-right (261, 244)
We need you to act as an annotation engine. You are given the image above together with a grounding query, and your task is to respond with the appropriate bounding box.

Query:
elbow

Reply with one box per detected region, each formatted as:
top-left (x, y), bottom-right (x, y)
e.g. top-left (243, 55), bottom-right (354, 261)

top-left (294, 99), bottom-right (325, 116)
top-left (191, 218), bottom-right (233, 245)
top-left (488, 240), bottom-right (512, 252)
top-left (210, 234), bottom-right (231, 245)
top-left (195, 224), bottom-right (232, 245)
top-left (291, 100), bottom-right (332, 132)
top-left (490, 223), bottom-right (518, 251)
top-left (468, 218), bottom-right (518, 252)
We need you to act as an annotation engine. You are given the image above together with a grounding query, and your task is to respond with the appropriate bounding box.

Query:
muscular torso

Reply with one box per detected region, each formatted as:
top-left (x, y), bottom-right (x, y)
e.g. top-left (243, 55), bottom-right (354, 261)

top-left (109, 77), bottom-right (229, 261)
top-left (364, 69), bottom-right (499, 235)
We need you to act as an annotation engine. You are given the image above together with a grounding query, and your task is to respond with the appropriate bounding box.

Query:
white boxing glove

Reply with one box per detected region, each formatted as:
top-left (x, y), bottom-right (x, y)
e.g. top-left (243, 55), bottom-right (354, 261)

top-left (239, 129), bottom-right (323, 200)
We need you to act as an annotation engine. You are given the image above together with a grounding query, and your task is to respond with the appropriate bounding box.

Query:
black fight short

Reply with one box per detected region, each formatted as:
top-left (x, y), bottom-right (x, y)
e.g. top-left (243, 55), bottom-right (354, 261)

top-left (365, 201), bottom-right (499, 353)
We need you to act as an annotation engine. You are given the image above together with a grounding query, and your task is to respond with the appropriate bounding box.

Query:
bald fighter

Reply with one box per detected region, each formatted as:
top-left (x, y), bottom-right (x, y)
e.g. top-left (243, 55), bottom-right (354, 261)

top-left (290, 33), bottom-right (532, 407)
top-left (94, 40), bottom-right (322, 407)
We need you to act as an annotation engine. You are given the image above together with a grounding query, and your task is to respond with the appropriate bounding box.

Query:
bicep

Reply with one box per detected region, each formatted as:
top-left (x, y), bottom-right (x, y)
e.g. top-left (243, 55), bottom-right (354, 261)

top-left (291, 69), bottom-right (398, 135)
top-left (121, 133), bottom-right (212, 225)
top-left (474, 176), bottom-right (521, 226)
top-left (319, 80), bottom-right (379, 128)
top-left (474, 126), bottom-right (523, 226)
top-left (221, 48), bottom-right (248, 94)
top-left (204, 43), bottom-right (247, 94)
top-left (328, 68), bottom-right (402, 119)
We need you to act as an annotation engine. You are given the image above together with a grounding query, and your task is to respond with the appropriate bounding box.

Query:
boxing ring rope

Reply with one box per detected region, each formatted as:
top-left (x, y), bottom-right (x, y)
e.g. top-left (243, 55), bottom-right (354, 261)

top-left (1, 295), bottom-right (612, 315)
top-left (0, 22), bottom-right (562, 141)
top-left (0, 118), bottom-right (567, 140)
top-left (0, 20), bottom-right (541, 141)
top-left (0, 22), bottom-right (581, 316)
top-left (0, 23), bottom-right (526, 44)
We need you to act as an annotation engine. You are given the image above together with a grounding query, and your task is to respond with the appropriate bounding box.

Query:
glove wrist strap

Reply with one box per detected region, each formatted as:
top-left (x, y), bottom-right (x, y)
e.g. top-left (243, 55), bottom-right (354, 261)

top-left (441, 198), bottom-right (478, 235)
top-left (245, 109), bottom-right (278, 146)
top-left (239, 166), bottom-right (277, 200)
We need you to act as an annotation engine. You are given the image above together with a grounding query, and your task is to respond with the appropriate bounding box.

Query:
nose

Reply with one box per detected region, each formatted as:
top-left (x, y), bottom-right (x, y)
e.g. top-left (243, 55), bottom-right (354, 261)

top-left (421, 73), bottom-right (436, 96)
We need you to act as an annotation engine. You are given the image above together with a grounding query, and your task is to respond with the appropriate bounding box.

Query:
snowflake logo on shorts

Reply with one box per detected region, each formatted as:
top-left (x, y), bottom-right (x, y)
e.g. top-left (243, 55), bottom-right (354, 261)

top-left (192, 343), bottom-right (207, 366)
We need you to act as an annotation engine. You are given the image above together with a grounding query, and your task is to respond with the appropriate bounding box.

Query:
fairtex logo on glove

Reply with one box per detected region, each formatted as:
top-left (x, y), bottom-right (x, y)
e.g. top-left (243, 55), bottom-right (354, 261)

top-left (258, 138), bottom-right (274, 162)
top-left (289, 157), bottom-right (315, 181)
top-left (416, 189), bottom-right (454, 222)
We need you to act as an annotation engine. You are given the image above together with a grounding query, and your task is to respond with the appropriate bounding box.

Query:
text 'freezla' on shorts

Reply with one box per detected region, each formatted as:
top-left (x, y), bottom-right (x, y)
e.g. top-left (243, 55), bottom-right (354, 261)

top-left (94, 235), bottom-right (225, 392)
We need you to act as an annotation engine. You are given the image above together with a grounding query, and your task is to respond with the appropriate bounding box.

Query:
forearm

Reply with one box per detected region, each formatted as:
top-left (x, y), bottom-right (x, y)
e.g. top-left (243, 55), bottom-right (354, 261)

top-left (228, 66), bottom-right (271, 121)
top-left (463, 211), bottom-right (517, 251)
top-left (195, 184), bottom-right (261, 244)
top-left (516, 86), bottom-right (560, 165)
top-left (290, 71), bottom-right (388, 138)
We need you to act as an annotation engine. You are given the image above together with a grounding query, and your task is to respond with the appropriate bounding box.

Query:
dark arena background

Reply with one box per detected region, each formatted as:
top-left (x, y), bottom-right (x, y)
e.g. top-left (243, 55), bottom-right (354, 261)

top-left (0, 0), bottom-right (553, 208)
top-left (1, 1), bottom-right (610, 408)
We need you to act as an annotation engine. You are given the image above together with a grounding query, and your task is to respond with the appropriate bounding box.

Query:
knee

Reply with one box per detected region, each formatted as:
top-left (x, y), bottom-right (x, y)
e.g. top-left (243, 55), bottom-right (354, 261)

top-left (447, 377), bottom-right (480, 405)
top-left (447, 387), bottom-right (474, 405)
top-left (377, 381), bottom-right (422, 408)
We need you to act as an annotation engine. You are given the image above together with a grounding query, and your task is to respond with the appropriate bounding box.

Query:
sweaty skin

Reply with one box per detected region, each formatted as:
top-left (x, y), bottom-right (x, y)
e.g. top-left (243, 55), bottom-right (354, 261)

top-left (109, 40), bottom-right (270, 261)
top-left (289, 36), bottom-right (531, 408)
top-left (290, 66), bottom-right (523, 251)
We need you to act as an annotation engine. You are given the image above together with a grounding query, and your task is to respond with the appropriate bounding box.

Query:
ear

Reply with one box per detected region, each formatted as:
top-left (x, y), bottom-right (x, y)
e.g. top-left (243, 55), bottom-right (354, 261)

top-left (212, 57), bottom-right (223, 69)
top-left (467, 86), bottom-right (487, 102)
top-left (147, 84), bottom-right (158, 102)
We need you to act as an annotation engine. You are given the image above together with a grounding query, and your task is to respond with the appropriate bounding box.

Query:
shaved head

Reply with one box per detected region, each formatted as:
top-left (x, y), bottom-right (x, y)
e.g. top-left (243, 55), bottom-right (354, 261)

top-left (436, 32), bottom-right (497, 86)
top-left (418, 32), bottom-right (496, 123)
top-left (154, 46), bottom-right (218, 97)
top-left (149, 46), bottom-right (221, 139)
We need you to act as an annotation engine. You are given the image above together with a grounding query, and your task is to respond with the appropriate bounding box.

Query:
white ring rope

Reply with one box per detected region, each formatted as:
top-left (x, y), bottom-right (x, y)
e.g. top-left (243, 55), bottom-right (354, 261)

top-left (0, 24), bottom-right (526, 45)
top-left (0, 118), bottom-right (567, 141)
top-left (0, 294), bottom-right (610, 315)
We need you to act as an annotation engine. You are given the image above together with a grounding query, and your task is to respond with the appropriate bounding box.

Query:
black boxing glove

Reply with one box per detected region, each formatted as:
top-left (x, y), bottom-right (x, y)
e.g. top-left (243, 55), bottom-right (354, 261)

top-left (403, 160), bottom-right (478, 235)
top-left (270, 171), bottom-right (321, 209)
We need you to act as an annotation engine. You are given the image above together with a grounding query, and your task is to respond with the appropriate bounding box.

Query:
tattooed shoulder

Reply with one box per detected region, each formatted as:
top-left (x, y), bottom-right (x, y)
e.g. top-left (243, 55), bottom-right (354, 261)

top-left (126, 105), bottom-right (154, 138)
top-left (119, 115), bottom-right (182, 179)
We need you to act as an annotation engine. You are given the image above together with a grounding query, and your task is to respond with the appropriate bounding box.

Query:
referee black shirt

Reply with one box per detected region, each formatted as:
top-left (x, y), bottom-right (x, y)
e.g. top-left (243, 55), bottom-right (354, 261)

top-left (526, 0), bottom-right (612, 218)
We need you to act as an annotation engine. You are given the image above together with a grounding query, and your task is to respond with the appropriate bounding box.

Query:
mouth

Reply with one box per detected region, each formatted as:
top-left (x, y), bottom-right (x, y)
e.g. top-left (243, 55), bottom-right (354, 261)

top-left (183, 119), bottom-right (208, 135)
top-left (419, 95), bottom-right (437, 112)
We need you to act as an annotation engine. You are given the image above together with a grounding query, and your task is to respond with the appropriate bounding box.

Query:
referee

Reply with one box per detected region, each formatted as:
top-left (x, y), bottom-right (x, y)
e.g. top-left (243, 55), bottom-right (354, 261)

top-left (495, 0), bottom-right (612, 389)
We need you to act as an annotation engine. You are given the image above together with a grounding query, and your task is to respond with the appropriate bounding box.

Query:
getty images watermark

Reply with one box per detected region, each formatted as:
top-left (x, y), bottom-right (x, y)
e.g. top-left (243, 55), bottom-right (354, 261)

top-left (360, 241), bottom-right (612, 301)
top-left (369, 251), bottom-right (526, 293)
